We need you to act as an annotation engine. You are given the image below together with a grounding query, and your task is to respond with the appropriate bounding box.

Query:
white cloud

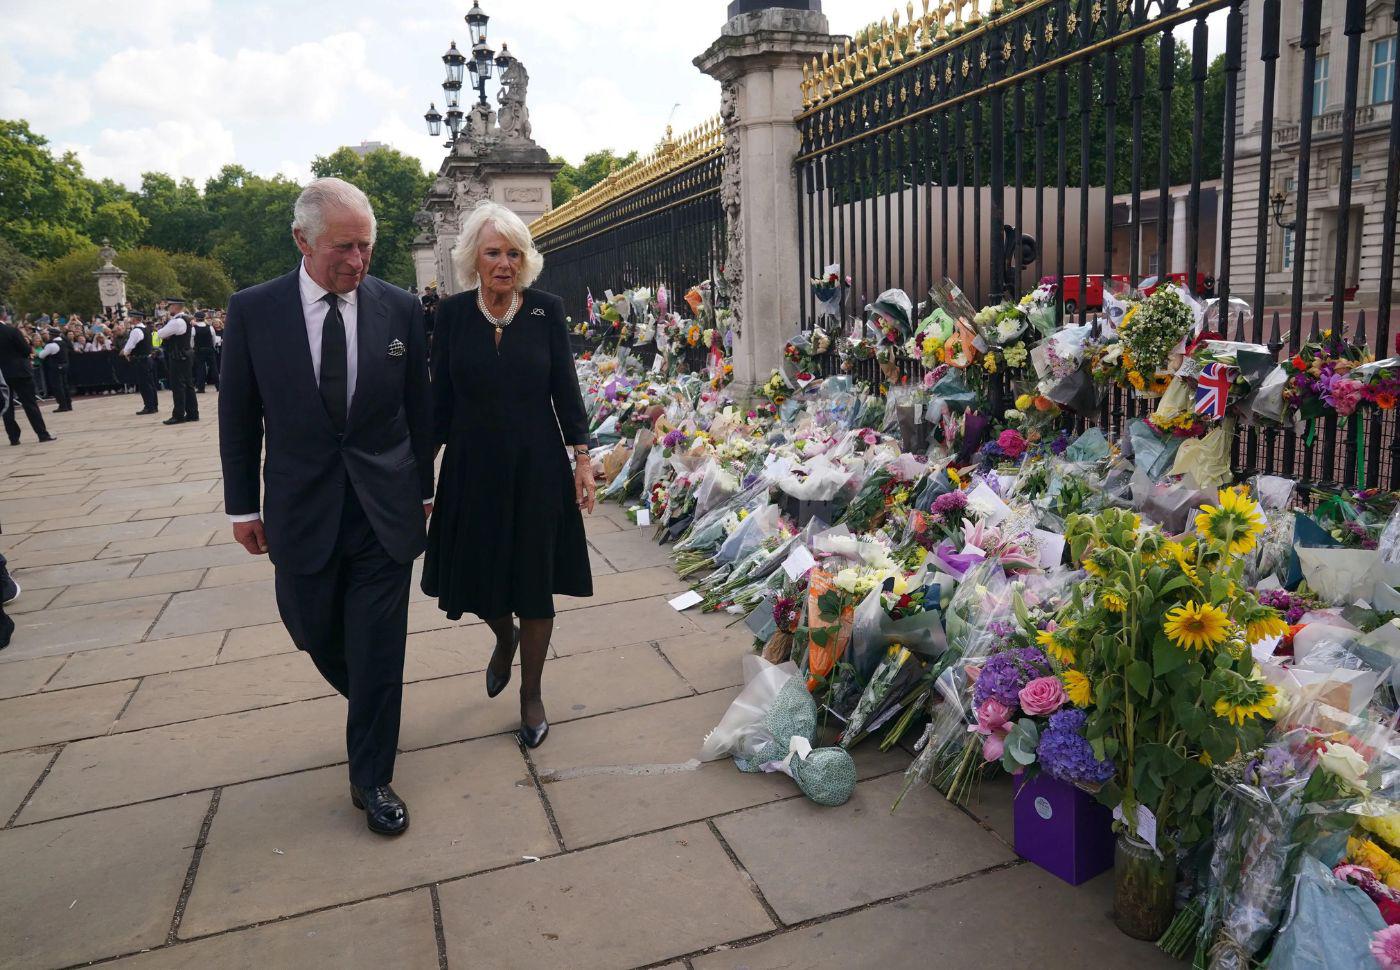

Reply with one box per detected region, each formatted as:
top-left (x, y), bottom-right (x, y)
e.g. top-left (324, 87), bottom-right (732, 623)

top-left (0, 0), bottom-right (213, 56)
top-left (56, 117), bottom-right (237, 187)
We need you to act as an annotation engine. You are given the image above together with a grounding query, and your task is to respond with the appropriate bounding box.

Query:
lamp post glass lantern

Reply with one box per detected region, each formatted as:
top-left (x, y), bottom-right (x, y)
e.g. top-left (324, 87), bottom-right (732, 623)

top-left (424, 3), bottom-right (505, 138)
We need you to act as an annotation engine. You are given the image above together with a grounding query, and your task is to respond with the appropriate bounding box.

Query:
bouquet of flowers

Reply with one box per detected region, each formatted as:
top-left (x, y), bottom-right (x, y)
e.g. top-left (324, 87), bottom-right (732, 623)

top-left (1114, 284), bottom-right (1197, 395)
top-left (811, 264), bottom-right (850, 320)
top-left (1284, 329), bottom-right (1375, 420)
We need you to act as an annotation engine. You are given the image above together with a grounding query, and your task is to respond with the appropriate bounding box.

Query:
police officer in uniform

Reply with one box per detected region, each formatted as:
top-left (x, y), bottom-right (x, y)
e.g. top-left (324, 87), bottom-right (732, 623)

top-left (192, 311), bottom-right (219, 392)
top-left (37, 328), bottom-right (74, 412)
top-left (120, 311), bottom-right (160, 415)
top-left (157, 297), bottom-right (198, 424)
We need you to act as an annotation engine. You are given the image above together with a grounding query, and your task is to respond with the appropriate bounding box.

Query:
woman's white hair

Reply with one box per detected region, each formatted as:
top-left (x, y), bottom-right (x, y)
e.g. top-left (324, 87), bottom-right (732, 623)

top-left (291, 177), bottom-right (377, 247)
top-left (452, 201), bottom-right (544, 291)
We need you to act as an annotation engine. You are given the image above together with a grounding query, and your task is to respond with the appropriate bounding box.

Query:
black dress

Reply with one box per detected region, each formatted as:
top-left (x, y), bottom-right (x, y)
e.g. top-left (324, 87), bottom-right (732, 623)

top-left (421, 287), bottom-right (593, 620)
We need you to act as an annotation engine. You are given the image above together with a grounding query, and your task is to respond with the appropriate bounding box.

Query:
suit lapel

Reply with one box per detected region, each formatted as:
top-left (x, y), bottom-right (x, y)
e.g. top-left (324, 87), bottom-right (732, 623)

top-left (348, 277), bottom-right (387, 431)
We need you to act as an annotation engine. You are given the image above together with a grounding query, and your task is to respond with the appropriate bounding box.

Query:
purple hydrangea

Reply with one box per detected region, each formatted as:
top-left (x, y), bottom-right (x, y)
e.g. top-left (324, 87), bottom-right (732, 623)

top-left (662, 429), bottom-right (687, 449)
top-left (930, 490), bottom-right (969, 519)
top-left (1049, 432), bottom-right (1070, 456)
top-left (972, 647), bottom-right (1051, 708)
top-left (1036, 709), bottom-right (1115, 787)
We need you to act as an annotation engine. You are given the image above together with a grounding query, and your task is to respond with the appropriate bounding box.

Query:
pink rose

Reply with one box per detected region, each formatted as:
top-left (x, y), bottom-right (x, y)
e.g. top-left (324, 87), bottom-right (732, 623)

top-left (1330, 378), bottom-right (1364, 417)
top-left (971, 698), bottom-right (1013, 736)
top-left (1018, 676), bottom-right (1068, 716)
top-left (997, 428), bottom-right (1028, 459)
top-left (982, 734), bottom-right (1006, 761)
top-left (860, 429), bottom-right (879, 445)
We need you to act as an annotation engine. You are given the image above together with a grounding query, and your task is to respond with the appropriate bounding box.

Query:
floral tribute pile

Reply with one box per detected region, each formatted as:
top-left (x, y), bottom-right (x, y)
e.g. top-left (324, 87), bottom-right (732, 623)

top-left (571, 275), bottom-right (1400, 963)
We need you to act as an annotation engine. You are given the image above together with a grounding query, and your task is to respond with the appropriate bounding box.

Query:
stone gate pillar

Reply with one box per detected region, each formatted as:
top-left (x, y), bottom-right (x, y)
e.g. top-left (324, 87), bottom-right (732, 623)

top-left (695, 1), bottom-right (836, 394)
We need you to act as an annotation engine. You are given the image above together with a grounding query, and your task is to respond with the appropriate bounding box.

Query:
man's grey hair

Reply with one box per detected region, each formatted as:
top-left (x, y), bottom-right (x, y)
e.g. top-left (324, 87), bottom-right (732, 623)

top-left (452, 201), bottom-right (544, 291)
top-left (291, 177), bottom-right (378, 247)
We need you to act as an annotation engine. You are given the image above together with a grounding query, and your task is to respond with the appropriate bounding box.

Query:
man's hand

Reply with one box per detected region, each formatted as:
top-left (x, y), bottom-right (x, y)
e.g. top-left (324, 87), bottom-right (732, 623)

top-left (232, 519), bottom-right (268, 556)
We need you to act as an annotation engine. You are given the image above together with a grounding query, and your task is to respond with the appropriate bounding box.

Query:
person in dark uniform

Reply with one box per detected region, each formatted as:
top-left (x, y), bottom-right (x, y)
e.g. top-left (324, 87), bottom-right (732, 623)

top-left (120, 311), bottom-right (159, 415)
top-left (192, 311), bottom-right (219, 392)
top-left (157, 297), bottom-right (198, 424)
top-left (37, 328), bottom-right (73, 412)
top-left (420, 282), bottom-right (439, 352)
top-left (0, 318), bottom-right (56, 444)
top-left (421, 202), bottom-right (595, 751)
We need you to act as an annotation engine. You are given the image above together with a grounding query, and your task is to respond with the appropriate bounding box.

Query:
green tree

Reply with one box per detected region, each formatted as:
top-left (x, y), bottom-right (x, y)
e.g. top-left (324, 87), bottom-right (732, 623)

top-left (204, 166), bottom-right (303, 288)
top-left (89, 200), bottom-right (149, 249)
top-left (309, 146), bottom-right (431, 288)
top-left (136, 172), bottom-right (213, 255)
top-left (13, 245), bottom-right (185, 316)
top-left (550, 149), bottom-right (639, 208)
top-left (167, 251), bottom-right (234, 307)
top-left (0, 237), bottom-right (37, 306)
top-left (0, 119), bottom-right (95, 260)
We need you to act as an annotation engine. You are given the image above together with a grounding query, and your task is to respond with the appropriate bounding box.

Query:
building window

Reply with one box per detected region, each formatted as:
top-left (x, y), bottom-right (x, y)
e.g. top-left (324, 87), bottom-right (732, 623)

top-left (1147, 251), bottom-right (1159, 277)
top-left (1313, 55), bottom-right (1330, 115)
top-left (1374, 37), bottom-right (1396, 106)
top-left (1350, 163), bottom-right (1362, 185)
top-left (1282, 226), bottom-right (1295, 271)
top-left (1284, 176), bottom-right (1295, 194)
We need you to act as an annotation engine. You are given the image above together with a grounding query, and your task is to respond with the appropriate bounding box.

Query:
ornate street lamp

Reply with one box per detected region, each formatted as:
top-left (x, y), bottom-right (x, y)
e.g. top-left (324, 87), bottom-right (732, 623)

top-left (1270, 189), bottom-right (1296, 231)
top-left (424, 102), bottom-right (443, 137)
top-left (423, 3), bottom-right (502, 140)
top-left (465, 2), bottom-right (488, 46)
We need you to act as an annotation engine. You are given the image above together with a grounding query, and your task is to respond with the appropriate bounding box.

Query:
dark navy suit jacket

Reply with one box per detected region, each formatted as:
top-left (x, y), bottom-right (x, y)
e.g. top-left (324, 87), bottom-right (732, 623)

top-left (218, 268), bottom-right (435, 573)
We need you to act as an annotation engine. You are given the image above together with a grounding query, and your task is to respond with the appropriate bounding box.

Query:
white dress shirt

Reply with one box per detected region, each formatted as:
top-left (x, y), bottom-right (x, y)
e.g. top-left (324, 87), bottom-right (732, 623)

top-left (121, 326), bottom-right (145, 355)
top-left (228, 261), bottom-right (428, 524)
top-left (156, 317), bottom-right (189, 340)
top-left (37, 341), bottom-right (60, 359)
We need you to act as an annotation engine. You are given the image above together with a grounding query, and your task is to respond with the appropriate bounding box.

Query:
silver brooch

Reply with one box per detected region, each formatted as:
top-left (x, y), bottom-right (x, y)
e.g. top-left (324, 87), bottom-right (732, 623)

top-left (530, 308), bottom-right (546, 316)
top-left (387, 338), bottom-right (406, 358)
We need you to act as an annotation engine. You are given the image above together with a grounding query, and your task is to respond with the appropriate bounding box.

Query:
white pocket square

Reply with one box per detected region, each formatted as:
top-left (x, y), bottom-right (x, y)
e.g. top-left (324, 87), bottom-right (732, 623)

top-left (387, 338), bottom-right (406, 357)
top-left (530, 308), bottom-right (546, 316)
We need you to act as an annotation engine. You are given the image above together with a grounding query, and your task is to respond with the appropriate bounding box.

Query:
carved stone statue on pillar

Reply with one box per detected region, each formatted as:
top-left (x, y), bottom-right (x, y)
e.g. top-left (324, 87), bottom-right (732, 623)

top-left (93, 238), bottom-right (129, 317)
top-left (497, 57), bottom-right (533, 144)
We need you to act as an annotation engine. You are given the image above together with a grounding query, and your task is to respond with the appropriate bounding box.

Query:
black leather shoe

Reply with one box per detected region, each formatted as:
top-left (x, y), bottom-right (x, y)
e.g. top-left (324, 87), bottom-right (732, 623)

top-left (163, 417), bottom-right (185, 426)
top-left (185, 415), bottom-right (200, 422)
top-left (0, 611), bottom-right (13, 650)
top-left (519, 719), bottom-right (550, 749)
top-left (136, 408), bottom-right (157, 415)
top-left (2, 576), bottom-right (19, 605)
top-left (350, 783), bottom-right (409, 836)
top-left (486, 626), bottom-right (519, 698)
top-left (37, 434), bottom-right (56, 443)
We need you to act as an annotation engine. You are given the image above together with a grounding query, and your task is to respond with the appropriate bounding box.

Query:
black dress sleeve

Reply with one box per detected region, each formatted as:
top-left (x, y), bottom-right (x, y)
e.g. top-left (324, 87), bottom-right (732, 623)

top-left (546, 295), bottom-right (588, 446)
top-left (430, 297), bottom-right (455, 452)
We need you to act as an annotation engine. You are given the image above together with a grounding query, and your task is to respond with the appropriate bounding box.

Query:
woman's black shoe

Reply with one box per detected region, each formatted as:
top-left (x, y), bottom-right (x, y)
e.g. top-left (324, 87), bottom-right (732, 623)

top-left (519, 719), bottom-right (549, 749)
top-left (485, 626), bottom-right (519, 698)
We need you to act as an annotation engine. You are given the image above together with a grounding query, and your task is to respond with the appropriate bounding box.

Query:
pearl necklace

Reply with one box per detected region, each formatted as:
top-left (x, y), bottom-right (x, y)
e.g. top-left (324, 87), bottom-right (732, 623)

top-left (477, 289), bottom-right (521, 334)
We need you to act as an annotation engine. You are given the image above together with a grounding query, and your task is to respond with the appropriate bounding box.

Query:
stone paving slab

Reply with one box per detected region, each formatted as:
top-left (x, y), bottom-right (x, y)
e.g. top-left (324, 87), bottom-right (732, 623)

top-left (715, 773), bottom-right (1017, 925)
top-left (654, 629), bottom-right (754, 693)
top-left (46, 632), bottom-right (225, 690)
top-left (97, 532), bottom-right (218, 559)
top-left (7, 594), bottom-right (170, 659)
top-left (0, 793), bottom-right (208, 970)
top-left (0, 678), bottom-right (137, 752)
top-left (691, 862), bottom-right (1178, 970)
top-left (401, 623), bottom-right (499, 682)
top-left (158, 511), bottom-right (235, 537)
top-left (199, 559), bottom-right (276, 588)
top-left (0, 655), bottom-right (66, 697)
top-left (27, 508), bottom-right (135, 533)
top-left (13, 518), bottom-right (170, 554)
top-left (218, 622), bottom-right (297, 663)
top-left (586, 528), bottom-right (679, 572)
top-left (556, 565), bottom-right (689, 611)
top-left (89, 480), bottom-right (218, 509)
top-left (397, 642), bottom-right (693, 751)
top-left (437, 823), bottom-right (775, 969)
top-left (180, 737), bottom-right (557, 937)
top-left (0, 747), bottom-right (52, 821)
top-left (114, 652), bottom-right (334, 732)
top-left (131, 542), bottom-right (254, 578)
top-left (107, 890), bottom-right (441, 969)
top-left (10, 555), bottom-right (141, 591)
top-left (551, 597), bottom-right (700, 656)
top-left (147, 579), bottom-right (282, 638)
top-left (20, 697), bottom-right (347, 823)
top-left (49, 568), bottom-right (207, 610)
top-left (3, 542), bottom-right (110, 568)
top-left (3, 586), bottom-right (62, 615)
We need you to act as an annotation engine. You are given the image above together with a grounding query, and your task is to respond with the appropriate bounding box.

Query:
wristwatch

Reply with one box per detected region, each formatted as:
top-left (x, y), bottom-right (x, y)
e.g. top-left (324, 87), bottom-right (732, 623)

top-left (573, 444), bottom-right (589, 458)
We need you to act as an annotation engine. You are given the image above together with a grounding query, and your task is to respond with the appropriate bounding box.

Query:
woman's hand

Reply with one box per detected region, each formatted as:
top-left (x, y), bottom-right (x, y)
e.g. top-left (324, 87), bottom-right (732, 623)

top-left (574, 458), bottom-right (596, 514)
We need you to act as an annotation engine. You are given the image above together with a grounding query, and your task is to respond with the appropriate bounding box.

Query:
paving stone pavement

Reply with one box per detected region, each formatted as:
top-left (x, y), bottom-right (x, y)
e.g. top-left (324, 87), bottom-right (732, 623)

top-left (0, 393), bottom-right (1177, 968)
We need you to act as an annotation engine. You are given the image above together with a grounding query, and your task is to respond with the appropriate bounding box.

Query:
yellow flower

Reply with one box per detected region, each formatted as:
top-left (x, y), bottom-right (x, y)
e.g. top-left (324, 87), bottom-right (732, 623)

top-left (1213, 680), bottom-right (1278, 726)
top-left (1128, 370), bottom-right (1146, 391)
top-left (1061, 669), bottom-right (1092, 707)
top-left (1036, 628), bottom-right (1076, 665)
top-left (1245, 610), bottom-right (1289, 644)
top-left (1161, 540), bottom-right (1199, 582)
top-left (983, 354), bottom-right (998, 374)
top-left (1015, 393), bottom-right (1033, 410)
top-left (1101, 591), bottom-right (1126, 613)
top-left (1361, 814), bottom-right (1400, 852)
top-left (1196, 486), bottom-right (1267, 556)
top-left (947, 467), bottom-right (962, 487)
top-left (1349, 837), bottom-right (1400, 890)
top-left (1164, 601), bottom-right (1231, 652)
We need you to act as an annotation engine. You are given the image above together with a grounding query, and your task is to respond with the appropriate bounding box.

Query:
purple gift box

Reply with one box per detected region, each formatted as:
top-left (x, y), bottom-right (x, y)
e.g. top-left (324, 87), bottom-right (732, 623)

top-left (1012, 772), bottom-right (1114, 886)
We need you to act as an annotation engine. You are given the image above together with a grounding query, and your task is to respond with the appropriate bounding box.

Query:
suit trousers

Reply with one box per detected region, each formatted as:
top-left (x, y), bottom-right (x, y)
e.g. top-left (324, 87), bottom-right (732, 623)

top-left (45, 363), bottom-right (72, 410)
top-left (3, 372), bottom-right (51, 443)
top-left (133, 356), bottom-right (159, 411)
top-left (194, 349), bottom-right (218, 391)
top-left (167, 352), bottom-right (198, 420)
top-left (273, 484), bottom-right (411, 788)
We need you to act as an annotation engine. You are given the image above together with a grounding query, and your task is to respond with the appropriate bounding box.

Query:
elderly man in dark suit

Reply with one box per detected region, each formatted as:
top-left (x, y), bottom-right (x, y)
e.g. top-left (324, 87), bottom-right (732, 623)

top-left (218, 177), bottom-right (435, 836)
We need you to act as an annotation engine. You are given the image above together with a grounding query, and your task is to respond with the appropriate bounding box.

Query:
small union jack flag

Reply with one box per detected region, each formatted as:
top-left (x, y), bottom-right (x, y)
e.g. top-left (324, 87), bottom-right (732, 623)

top-left (585, 289), bottom-right (597, 325)
top-left (1193, 361), bottom-right (1237, 418)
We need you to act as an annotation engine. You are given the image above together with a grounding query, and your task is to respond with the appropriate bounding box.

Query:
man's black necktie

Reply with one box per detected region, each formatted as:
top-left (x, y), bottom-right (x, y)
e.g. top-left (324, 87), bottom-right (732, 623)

top-left (319, 293), bottom-right (347, 433)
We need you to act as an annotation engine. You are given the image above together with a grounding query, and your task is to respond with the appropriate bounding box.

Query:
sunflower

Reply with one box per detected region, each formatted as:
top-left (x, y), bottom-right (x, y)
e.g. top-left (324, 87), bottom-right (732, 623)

top-left (1036, 627), bottom-right (1076, 665)
top-left (1164, 601), bottom-right (1231, 652)
top-left (1128, 370), bottom-right (1146, 391)
top-left (1244, 608), bottom-right (1289, 644)
top-left (1161, 539), bottom-right (1200, 582)
top-left (1212, 672), bottom-right (1278, 726)
top-left (1100, 591), bottom-right (1127, 613)
top-left (1196, 486), bottom-right (1267, 556)
top-left (1061, 669), bottom-right (1092, 707)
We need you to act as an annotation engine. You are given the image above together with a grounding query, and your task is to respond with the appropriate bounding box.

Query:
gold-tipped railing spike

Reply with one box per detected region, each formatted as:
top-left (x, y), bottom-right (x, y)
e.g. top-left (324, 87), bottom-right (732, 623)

top-left (917, 0), bottom-right (933, 50)
top-left (989, 0), bottom-right (1005, 18)
top-left (951, 1), bottom-right (966, 35)
top-left (904, 2), bottom-right (919, 55)
top-left (934, 2), bottom-right (952, 42)
top-left (876, 19), bottom-right (891, 69)
top-left (850, 36), bottom-right (867, 82)
top-left (801, 61), bottom-right (813, 109)
top-left (966, 0), bottom-right (983, 29)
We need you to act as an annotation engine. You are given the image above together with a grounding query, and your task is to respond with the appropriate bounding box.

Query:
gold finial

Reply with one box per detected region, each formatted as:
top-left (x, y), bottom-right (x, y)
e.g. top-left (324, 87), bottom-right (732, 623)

top-left (801, 62), bottom-right (813, 109)
top-left (852, 38), bottom-right (868, 82)
top-left (889, 11), bottom-right (906, 64)
top-left (989, 0), bottom-right (1005, 17)
top-left (877, 19), bottom-right (891, 69)
top-left (966, 0), bottom-right (983, 29)
top-left (952, 1), bottom-right (966, 34)
top-left (935, 2), bottom-right (952, 42)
